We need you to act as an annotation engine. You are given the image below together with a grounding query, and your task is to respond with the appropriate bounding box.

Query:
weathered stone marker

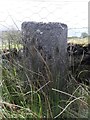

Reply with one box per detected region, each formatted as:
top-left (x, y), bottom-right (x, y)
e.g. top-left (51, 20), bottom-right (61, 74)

top-left (21, 22), bottom-right (68, 91)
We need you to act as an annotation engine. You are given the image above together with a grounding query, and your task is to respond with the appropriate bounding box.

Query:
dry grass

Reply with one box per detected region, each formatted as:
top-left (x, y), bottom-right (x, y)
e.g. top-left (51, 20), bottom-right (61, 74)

top-left (68, 37), bottom-right (89, 46)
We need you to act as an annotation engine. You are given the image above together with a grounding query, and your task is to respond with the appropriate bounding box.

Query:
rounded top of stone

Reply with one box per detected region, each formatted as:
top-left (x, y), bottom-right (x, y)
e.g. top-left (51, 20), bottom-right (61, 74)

top-left (21, 21), bottom-right (67, 30)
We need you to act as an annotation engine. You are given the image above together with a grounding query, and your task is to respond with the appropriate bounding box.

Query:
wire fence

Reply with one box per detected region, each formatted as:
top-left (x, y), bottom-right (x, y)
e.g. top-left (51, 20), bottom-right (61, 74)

top-left (0, 0), bottom-right (88, 47)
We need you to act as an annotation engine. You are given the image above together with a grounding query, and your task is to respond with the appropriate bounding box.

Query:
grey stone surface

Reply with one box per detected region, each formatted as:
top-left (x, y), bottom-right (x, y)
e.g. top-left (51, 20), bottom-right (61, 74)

top-left (21, 21), bottom-right (68, 90)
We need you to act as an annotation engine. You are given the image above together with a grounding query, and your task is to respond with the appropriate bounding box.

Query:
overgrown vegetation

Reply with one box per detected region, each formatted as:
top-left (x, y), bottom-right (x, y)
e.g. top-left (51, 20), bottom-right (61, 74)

top-left (0, 30), bottom-right (90, 119)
